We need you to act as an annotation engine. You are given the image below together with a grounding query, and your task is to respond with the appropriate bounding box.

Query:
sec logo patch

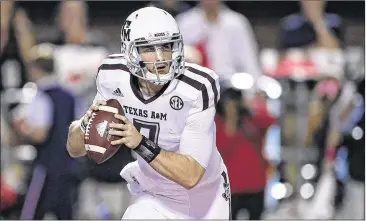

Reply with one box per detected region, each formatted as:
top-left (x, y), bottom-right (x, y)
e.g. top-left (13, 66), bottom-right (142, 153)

top-left (170, 96), bottom-right (184, 110)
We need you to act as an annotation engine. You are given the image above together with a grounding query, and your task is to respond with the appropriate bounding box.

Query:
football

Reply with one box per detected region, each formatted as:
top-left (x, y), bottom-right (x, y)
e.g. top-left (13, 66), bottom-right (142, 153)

top-left (84, 99), bottom-right (125, 164)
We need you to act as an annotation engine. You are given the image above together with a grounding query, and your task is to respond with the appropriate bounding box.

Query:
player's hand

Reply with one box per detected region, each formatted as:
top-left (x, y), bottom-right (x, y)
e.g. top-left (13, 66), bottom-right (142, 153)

top-left (84, 100), bottom-right (106, 120)
top-left (108, 114), bottom-right (143, 149)
top-left (81, 100), bottom-right (107, 132)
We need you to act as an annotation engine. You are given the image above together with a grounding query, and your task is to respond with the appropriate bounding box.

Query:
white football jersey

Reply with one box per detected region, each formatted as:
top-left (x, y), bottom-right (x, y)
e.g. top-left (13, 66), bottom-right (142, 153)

top-left (92, 54), bottom-right (228, 217)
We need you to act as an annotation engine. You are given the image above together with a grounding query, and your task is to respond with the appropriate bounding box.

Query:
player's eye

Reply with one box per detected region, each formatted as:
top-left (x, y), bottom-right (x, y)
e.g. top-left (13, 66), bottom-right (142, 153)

top-left (138, 44), bottom-right (172, 53)
top-left (161, 43), bottom-right (172, 51)
top-left (139, 46), bottom-right (155, 53)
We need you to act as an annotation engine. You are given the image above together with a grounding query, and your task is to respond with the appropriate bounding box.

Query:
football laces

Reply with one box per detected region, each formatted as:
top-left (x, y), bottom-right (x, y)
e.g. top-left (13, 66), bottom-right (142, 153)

top-left (85, 112), bottom-right (97, 138)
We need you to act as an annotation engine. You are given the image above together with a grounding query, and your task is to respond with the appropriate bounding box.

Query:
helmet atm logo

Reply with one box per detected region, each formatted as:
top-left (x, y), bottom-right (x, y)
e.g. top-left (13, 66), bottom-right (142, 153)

top-left (121, 20), bottom-right (132, 41)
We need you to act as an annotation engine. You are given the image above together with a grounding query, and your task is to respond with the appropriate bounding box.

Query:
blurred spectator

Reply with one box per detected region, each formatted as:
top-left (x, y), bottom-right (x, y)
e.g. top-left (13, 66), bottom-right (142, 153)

top-left (9, 43), bottom-right (83, 220)
top-left (305, 77), bottom-right (341, 172)
top-left (39, 2), bottom-right (132, 219)
top-left (215, 87), bottom-right (276, 220)
top-left (1, 8), bottom-right (37, 215)
top-left (36, 1), bottom-right (108, 104)
top-left (279, 0), bottom-right (345, 199)
top-left (39, 1), bottom-right (105, 47)
top-left (304, 76), bottom-right (344, 216)
top-left (278, 0), bottom-right (344, 108)
top-left (52, 44), bottom-right (107, 104)
top-left (329, 77), bottom-right (365, 219)
top-left (0, 1), bottom-right (35, 99)
top-left (0, 178), bottom-right (17, 215)
top-left (184, 45), bottom-right (203, 65)
top-left (148, 0), bottom-right (191, 18)
top-left (285, 2), bottom-right (363, 218)
top-left (0, 110), bottom-right (17, 218)
top-left (279, 0), bottom-right (343, 50)
top-left (176, 0), bottom-right (263, 84)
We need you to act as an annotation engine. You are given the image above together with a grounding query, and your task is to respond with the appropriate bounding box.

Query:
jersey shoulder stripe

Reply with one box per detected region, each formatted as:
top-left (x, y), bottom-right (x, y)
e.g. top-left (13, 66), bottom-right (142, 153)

top-left (98, 63), bottom-right (129, 72)
top-left (177, 74), bottom-right (209, 111)
top-left (107, 53), bottom-right (124, 59)
top-left (185, 63), bottom-right (219, 105)
top-left (96, 54), bottom-right (130, 79)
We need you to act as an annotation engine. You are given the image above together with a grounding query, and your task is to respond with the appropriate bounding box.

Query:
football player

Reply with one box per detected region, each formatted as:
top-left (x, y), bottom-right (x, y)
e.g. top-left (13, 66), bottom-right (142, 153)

top-left (66, 7), bottom-right (230, 219)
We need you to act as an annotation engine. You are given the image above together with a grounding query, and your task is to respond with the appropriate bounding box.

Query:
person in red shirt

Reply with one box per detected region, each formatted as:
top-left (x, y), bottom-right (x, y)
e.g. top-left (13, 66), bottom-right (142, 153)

top-left (0, 178), bottom-right (17, 212)
top-left (215, 87), bottom-right (276, 220)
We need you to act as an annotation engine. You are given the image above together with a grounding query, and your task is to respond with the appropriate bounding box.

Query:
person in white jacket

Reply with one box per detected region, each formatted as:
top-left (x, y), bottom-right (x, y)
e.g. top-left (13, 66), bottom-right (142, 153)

top-left (176, 0), bottom-right (263, 84)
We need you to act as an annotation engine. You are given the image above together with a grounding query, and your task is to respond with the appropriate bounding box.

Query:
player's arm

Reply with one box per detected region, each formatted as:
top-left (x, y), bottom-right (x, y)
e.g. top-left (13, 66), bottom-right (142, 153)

top-left (150, 106), bottom-right (215, 189)
top-left (66, 119), bottom-right (87, 157)
top-left (150, 150), bottom-right (206, 190)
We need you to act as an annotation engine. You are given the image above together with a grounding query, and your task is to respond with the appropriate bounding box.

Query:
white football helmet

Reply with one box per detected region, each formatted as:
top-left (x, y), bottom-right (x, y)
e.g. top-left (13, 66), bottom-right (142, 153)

top-left (121, 7), bottom-right (185, 85)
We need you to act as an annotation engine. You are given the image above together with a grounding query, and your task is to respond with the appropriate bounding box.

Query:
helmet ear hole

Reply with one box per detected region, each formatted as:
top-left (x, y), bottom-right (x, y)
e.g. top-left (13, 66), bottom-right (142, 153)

top-left (139, 61), bottom-right (146, 68)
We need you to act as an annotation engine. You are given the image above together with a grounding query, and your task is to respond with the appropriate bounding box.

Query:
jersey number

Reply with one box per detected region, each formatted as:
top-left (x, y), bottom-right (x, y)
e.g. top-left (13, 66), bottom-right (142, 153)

top-left (133, 119), bottom-right (160, 143)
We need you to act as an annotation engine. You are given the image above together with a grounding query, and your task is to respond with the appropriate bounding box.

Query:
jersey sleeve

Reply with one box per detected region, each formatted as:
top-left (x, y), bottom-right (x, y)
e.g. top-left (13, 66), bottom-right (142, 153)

top-left (185, 63), bottom-right (221, 112)
top-left (91, 54), bottom-right (126, 104)
top-left (91, 73), bottom-right (108, 104)
top-left (178, 68), bottom-right (221, 169)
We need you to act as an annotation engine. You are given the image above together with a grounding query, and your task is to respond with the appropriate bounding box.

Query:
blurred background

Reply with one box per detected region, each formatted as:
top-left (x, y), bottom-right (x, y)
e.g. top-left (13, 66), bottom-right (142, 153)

top-left (0, 0), bottom-right (364, 220)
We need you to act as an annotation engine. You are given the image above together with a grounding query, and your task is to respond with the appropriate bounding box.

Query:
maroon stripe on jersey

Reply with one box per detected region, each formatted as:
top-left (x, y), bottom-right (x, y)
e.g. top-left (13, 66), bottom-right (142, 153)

top-left (177, 75), bottom-right (209, 111)
top-left (187, 66), bottom-right (219, 105)
top-left (129, 75), bottom-right (170, 104)
top-left (96, 63), bottom-right (130, 80)
top-left (98, 63), bottom-right (130, 72)
top-left (107, 55), bottom-right (124, 59)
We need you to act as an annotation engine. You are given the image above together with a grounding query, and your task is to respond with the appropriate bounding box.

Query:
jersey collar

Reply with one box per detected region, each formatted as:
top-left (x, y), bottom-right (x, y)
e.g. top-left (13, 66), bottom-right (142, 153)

top-left (130, 75), bottom-right (170, 104)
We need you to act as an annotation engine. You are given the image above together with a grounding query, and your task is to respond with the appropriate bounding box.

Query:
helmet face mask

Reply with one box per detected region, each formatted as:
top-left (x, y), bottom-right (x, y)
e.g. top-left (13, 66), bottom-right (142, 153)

top-left (121, 7), bottom-right (185, 85)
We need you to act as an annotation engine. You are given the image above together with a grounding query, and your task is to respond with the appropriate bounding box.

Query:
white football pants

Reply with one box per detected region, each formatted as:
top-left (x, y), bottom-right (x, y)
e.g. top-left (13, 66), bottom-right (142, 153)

top-left (121, 172), bottom-right (231, 219)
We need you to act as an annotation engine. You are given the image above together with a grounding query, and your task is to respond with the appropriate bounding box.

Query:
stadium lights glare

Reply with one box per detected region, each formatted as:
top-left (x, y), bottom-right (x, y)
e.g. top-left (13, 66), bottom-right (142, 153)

top-left (284, 182), bottom-right (293, 198)
top-left (352, 126), bottom-right (363, 140)
top-left (15, 145), bottom-right (37, 162)
top-left (300, 183), bottom-right (314, 199)
top-left (301, 164), bottom-right (317, 180)
top-left (22, 82), bottom-right (38, 103)
top-left (231, 72), bottom-right (254, 90)
top-left (271, 182), bottom-right (287, 200)
top-left (257, 76), bottom-right (282, 99)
